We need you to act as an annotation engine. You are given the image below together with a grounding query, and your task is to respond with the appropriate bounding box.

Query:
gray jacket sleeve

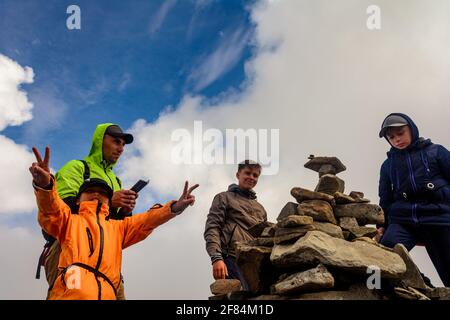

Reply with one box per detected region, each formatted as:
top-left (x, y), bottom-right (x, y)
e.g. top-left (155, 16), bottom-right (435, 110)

top-left (204, 193), bottom-right (227, 263)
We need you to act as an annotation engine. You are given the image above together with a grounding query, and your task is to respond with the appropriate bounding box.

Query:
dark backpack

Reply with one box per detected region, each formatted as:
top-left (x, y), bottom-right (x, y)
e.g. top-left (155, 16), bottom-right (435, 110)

top-left (35, 160), bottom-right (123, 279)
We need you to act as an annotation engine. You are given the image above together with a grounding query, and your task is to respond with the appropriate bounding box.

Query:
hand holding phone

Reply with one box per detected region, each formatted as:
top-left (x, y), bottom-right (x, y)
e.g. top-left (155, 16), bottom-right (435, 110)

top-left (130, 179), bottom-right (149, 193)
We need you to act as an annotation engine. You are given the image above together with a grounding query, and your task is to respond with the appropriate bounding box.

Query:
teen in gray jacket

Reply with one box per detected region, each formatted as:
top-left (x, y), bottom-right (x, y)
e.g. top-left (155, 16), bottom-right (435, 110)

top-left (204, 160), bottom-right (267, 290)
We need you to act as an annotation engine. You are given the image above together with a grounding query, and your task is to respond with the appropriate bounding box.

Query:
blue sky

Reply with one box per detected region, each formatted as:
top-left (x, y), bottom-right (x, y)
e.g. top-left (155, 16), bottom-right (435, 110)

top-left (1, 0), bottom-right (254, 170)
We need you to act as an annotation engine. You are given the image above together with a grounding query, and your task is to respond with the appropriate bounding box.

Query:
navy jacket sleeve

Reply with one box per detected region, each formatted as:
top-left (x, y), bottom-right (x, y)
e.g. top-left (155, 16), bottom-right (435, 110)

top-left (436, 145), bottom-right (450, 182)
top-left (378, 159), bottom-right (394, 228)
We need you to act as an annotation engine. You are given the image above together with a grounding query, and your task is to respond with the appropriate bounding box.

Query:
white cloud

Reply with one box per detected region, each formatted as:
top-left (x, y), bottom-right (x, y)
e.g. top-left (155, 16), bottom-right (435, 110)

top-left (0, 54), bottom-right (36, 216)
top-left (149, 0), bottom-right (177, 35)
top-left (0, 225), bottom-right (47, 299)
top-left (118, 72), bottom-right (131, 92)
top-left (0, 54), bottom-right (34, 131)
top-left (0, 135), bottom-right (36, 215)
top-left (115, 0), bottom-right (449, 298)
top-left (187, 27), bottom-right (251, 91)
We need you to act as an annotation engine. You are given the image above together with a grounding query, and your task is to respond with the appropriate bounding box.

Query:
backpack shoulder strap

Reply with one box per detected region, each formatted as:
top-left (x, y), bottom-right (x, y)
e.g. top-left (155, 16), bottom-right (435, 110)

top-left (79, 160), bottom-right (90, 181)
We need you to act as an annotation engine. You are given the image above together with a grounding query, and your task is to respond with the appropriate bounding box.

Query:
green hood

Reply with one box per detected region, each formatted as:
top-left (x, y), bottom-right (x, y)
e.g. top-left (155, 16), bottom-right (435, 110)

top-left (86, 123), bottom-right (117, 169)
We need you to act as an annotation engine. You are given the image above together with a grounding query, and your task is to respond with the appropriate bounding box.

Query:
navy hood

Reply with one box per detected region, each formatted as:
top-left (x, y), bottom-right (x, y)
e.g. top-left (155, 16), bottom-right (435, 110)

top-left (382, 113), bottom-right (431, 154)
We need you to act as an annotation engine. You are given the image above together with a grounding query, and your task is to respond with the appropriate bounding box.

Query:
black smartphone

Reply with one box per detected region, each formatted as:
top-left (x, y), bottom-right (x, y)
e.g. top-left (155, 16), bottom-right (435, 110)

top-left (130, 179), bottom-right (149, 193)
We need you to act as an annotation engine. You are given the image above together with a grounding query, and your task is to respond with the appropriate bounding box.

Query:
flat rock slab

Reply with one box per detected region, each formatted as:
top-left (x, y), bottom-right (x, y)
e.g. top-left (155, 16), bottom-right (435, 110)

top-left (248, 237), bottom-right (275, 247)
top-left (312, 221), bottom-right (344, 239)
top-left (334, 203), bottom-right (385, 225)
top-left (210, 279), bottom-right (242, 295)
top-left (304, 156), bottom-right (346, 175)
top-left (291, 187), bottom-right (335, 204)
top-left (274, 225), bottom-right (315, 244)
top-left (272, 264), bottom-right (334, 295)
top-left (294, 283), bottom-right (383, 300)
top-left (278, 215), bottom-right (313, 228)
top-left (270, 231), bottom-right (406, 278)
top-left (347, 226), bottom-right (378, 240)
top-left (297, 200), bottom-right (337, 224)
top-left (334, 192), bottom-right (358, 204)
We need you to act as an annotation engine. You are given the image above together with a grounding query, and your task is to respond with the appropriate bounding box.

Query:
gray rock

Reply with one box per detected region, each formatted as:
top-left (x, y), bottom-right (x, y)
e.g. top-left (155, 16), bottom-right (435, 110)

top-left (270, 231), bottom-right (406, 278)
top-left (347, 226), bottom-right (378, 240)
top-left (273, 225), bottom-right (315, 244)
top-left (278, 215), bottom-right (313, 228)
top-left (297, 200), bottom-right (337, 224)
top-left (236, 243), bottom-right (276, 294)
top-left (394, 244), bottom-right (429, 290)
top-left (261, 226), bottom-right (276, 238)
top-left (312, 221), bottom-right (344, 239)
top-left (210, 279), bottom-right (242, 295)
top-left (334, 203), bottom-right (385, 225)
top-left (352, 236), bottom-right (381, 246)
top-left (339, 217), bottom-right (359, 230)
top-left (423, 287), bottom-right (450, 300)
top-left (315, 174), bottom-right (345, 195)
top-left (394, 287), bottom-right (430, 300)
top-left (304, 156), bottom-right (346, 176)
top-left (272, 264), bottom-right (334, 295)
top-left (349, 191), bottom-right (365, 199)
top-left (248, 221), bottom-right (275, 238)
top-left (290, 187), bottom-right (335, 204)
top-left (277, 202), bottom-right (299, 222)
top-left (248, 237), bottom-right (275, 247)
top-left (294, 283), bottom-right (383, 300)
top-left (334, 192), bottom-right (357, 204)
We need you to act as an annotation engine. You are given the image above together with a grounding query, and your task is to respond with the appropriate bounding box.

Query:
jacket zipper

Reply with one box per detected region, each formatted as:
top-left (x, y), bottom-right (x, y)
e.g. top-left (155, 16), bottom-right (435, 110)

top-left (406, 152), bottom-right (419, 224)
top-left (406, 152), bottom-right (418, 193)
top-left (94, 201), bottom-right (105, 300)
top-left (103, 163), bottom-right (115, 190)
top-left (86, 228), bottom-right (94, 257)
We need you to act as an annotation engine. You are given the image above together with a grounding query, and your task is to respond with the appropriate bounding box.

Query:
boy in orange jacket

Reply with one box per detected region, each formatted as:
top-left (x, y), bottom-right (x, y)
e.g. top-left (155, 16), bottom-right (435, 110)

top-left (30, 146), bottom-right (198, 300)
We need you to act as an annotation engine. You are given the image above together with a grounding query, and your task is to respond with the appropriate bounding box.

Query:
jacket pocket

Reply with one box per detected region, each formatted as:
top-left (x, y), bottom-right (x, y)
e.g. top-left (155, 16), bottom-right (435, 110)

top-left (86, 228), bottom-right (94, 257)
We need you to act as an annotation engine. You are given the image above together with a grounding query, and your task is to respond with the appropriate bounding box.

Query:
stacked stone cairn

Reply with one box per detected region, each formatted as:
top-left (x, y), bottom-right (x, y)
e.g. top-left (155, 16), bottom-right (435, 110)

top-left (209, 156), bottom-right (450, 300)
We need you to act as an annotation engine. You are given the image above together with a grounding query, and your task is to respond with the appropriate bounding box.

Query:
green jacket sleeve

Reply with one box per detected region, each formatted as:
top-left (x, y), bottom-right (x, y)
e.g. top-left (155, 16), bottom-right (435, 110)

top-left (55, 160), bottom-right (85, 200)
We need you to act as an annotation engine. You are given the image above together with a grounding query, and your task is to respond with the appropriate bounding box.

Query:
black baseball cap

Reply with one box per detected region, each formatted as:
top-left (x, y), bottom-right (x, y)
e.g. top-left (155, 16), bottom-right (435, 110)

top-left (77, 178), bottom-right (114, 203)
top-left (379, 114), bottom-right (409, 138)
top-left (105, 125), bottom-right (134, 144)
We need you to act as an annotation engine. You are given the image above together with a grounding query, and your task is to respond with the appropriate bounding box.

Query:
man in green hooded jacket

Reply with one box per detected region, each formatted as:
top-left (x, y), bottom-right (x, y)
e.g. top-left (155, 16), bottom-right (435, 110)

top-left (38, 123), bottom-right (137, 299)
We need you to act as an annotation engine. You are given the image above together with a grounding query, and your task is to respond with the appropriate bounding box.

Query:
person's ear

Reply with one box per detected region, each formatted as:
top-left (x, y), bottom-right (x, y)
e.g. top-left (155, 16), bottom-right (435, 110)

top-left (236, 171), bottom-right (240, 180)
top-left (76, 198), bottom-right (80, 206)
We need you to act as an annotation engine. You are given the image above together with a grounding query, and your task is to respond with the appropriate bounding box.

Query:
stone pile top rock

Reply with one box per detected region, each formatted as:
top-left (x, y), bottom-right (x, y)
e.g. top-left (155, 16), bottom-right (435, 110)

top-left (304, 156), bottom-right (346, 175)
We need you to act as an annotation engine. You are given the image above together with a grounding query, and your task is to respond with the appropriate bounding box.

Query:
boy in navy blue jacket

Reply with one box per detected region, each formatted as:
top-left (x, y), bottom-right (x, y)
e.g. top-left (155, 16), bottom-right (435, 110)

top-left (376, 113), bottom-right (450, 287)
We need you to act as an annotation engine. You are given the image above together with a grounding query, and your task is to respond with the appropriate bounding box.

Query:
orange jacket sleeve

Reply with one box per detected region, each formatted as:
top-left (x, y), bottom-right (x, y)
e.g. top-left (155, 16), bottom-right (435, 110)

top-left (121, 201), bottom-right (177, 249)
top-left (35, 177), bottom-right (72, 242)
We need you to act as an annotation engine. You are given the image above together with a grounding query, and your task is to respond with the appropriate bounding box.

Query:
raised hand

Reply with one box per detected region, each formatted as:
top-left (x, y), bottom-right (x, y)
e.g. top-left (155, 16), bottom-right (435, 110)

top-left (29, 146), bottom-right (51, 188)
top-left (112, 189), bottom-right (137, 213)
top-left (171, 181), bottom-right (199, 214)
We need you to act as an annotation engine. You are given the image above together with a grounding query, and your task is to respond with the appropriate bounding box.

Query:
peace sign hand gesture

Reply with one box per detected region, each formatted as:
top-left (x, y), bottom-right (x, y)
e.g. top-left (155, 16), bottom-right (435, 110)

top-left (29, 146), bottom-right (51, 188)
top-left (171, 181), bottom-right (199, 214)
